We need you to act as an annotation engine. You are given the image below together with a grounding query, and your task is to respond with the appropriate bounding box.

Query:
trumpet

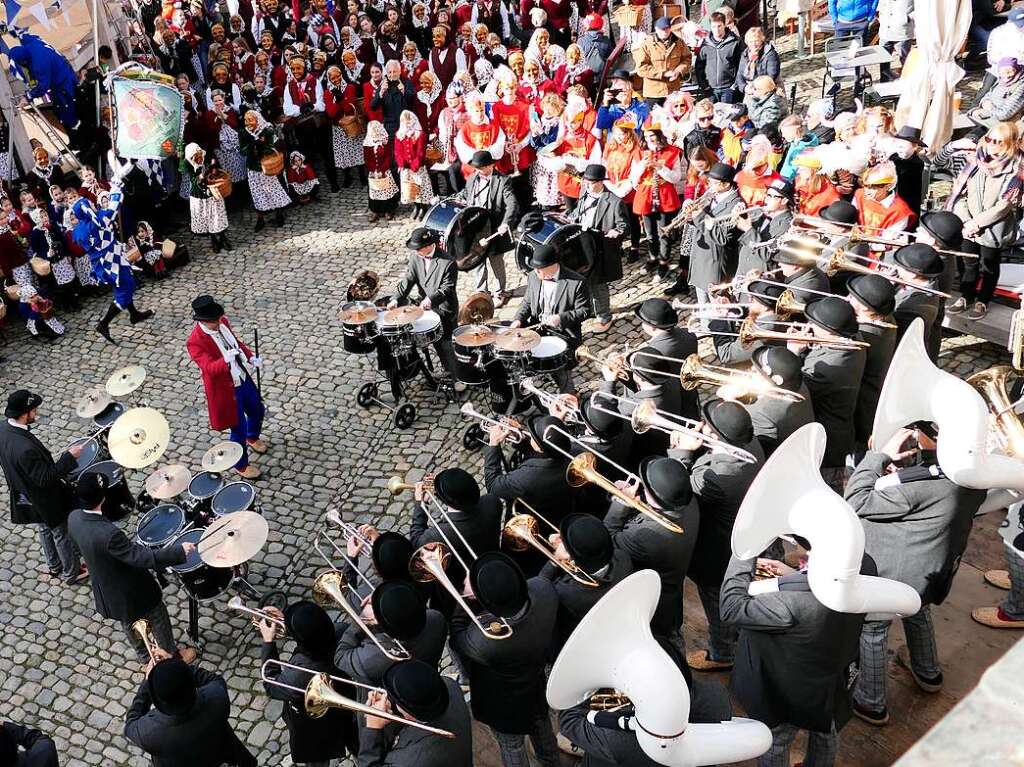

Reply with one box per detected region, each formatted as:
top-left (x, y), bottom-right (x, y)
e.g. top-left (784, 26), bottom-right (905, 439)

top-left (132, 618), bottom-right (163, 663)
top-left (706, 204), bottom-right (763, 225)
top-left (459, 402), bottom-right (528, 443)
top-left (260, 659), bottom-right (455, 738)
top-left (706, 315), bottom-right (870, 351)
top-left (575, 344), bottom-right (631, 381)
top-left (502, 498), bottom-right (599, 587)
top-left (228, 596), bottom-right (288, 634)
top-left (519, 378), bottom-right (582, 423)
top-left (663, 188), bottom-right (712, 232)
top-left (541, 422), bottom-right (684, 534)
top-left (313, 569), bottom-right (411, 661)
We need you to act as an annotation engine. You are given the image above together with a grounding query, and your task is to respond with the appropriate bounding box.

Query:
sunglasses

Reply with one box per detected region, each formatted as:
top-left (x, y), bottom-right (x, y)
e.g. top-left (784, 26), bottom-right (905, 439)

top-left (698, 115), bottom-right (714, 122)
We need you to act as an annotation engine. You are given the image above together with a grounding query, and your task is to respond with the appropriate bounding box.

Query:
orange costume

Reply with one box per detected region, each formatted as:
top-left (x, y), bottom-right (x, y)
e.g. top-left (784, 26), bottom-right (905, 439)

top-left (735, 168), bottom-right (782, 206)
top-left (853, 188), bottom-right (916, 232)
top-left (454, 116), bottom-right (504, 177)
top-left (603, 140), bottom-right (643, 204)
top-left (491, 98), bottom-right (535, 175)
top-left (630, 145), bottom-right (683, 216)
top-left (552, 132), bottom-right (600, 199)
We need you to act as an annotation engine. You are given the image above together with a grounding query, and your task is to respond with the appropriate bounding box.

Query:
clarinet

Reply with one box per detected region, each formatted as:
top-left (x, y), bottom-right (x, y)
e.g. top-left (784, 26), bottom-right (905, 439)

top-left (649, 150), bottom-right (661, 212)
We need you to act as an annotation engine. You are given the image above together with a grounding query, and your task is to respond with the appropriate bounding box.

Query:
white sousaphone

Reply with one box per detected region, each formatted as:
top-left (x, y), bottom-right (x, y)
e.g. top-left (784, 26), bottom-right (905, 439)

top-left (732, 423), bottom-right (922, 617)
top-left (546, 569), bottom-right (773, 767)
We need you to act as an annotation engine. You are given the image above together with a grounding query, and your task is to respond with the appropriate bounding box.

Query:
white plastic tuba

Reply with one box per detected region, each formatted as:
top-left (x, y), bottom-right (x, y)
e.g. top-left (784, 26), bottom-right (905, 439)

top-left (546, 570), bottom-right (773, 767)
top-left (871, 319), bottom-right (1024, 492)
top-left (732, 423), bottom-right (922, 617)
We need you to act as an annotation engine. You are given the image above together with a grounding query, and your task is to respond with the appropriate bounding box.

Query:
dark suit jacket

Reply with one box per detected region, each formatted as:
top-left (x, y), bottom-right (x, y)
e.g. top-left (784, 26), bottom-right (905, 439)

top-left (646, 326), bottom-right (700, 420)
top-left (737, 209), bottom-right (793, 275)
top-left (853, 320), bottom-right (897, 449)
top-left (124, 666), bottom-right (256, 767)
top-left (689, 190), bottom-right (744, 289)
top-left (0, 420), bottom-right (76, 526)
top-left (894, 288), bottom-right (940, 360)
top-left (801, 344), bottom-right (867, 468)
top-left (710, 311), bottom-right (781, 366)
top-left (567, 189), bottom-right (629, 284)
top-left (1, 722), bottom-right (58, 767)
top-left (514, 268), bottom-right (592, 348)
top-left (747, 381), bottom-right (815, 456)
top-left (463, 171), bottom-right (519, 252)
top-left (68, 509), bottom-right (185, 623)
top-left (598, 378), bottom-right (680, 464)
top-left (483, 446), bottom-right (576, 526)
top-left (334, 609), bottom-right (447, 686)
top-left (394, 251), bottom-right (458, 328)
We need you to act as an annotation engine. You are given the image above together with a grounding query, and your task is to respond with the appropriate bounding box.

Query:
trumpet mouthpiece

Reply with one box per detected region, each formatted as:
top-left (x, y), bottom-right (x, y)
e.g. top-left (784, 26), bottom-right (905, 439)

top-left (459, 402), bottom-right (476, 416)
top-left (325, 508), bottom-right (342, 525)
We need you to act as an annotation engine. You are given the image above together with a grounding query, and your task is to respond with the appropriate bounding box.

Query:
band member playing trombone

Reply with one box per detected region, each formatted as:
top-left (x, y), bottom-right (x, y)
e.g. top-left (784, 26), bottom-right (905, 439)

top-left (916, 211), bottom-right (964, 361)
top-left (739, 347), bottom-right (814, 456)
top-left (848, 274), bottom-right (898, 453)
top-left (257, 601), bottom-right (359, 765)
top-left (778, 244), bottom-right (831, 296)
top-left (461, 150), bottom-right (519, 307)
top-left (888, 243), bottom-right (944, 354)
top-left (635, 298), bottom-right (699, 419)
top-left (599, 349), bottom-right (682, 462)
top-left (708, 281), bottom-right (785, 366)
top-left (338, 528), bottom-right (418, 611)
top-left (688, 163), bottom-right (744, 309)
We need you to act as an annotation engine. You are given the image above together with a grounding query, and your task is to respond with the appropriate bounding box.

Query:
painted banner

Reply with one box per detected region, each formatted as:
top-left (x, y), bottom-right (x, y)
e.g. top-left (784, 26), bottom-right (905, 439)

top-left (111, 76), bottom-right (184, 160)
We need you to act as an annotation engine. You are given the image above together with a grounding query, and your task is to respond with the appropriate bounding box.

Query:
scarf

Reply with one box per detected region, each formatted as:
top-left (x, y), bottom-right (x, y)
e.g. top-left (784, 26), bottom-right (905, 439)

top-left (199, 321), bottom-right (252, 386)
top-left (245, 110), bottom-right (272, 138)
top-left (396, 111), bottom-right (423, 140)
top-left (417, 76), bottom-right (442, 105)
top-left (364, 120), bottom-right (389, 147)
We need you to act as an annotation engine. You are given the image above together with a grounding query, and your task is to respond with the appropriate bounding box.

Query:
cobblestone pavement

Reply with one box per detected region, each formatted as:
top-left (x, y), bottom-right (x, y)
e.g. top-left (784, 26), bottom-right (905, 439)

top-left (0, 28), bottom-right (1012, 767)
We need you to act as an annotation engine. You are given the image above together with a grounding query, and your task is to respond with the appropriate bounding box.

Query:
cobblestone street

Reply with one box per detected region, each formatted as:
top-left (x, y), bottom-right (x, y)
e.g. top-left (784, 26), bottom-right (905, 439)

top-left (0, 29), bottom-right (1019, 767)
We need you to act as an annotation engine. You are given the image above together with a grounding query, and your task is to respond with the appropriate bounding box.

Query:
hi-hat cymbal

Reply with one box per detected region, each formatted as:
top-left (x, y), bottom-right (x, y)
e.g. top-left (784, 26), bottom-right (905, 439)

top-left (453, 325), bottom-right (496, 348)
top-left (144, 464), bottom-right (192, 500)
top-left (199, 511), bottom-right (269, 567)
top-left (458, 291), bottom-right (495, 325)
top-left (75, 387), bottom-right (113, 419)
top-left (108, 407), bottom-right (170, 469)
top-left (339, 303), bottom-right (379, 324)
top-left (202, 441), bottom-right (244, 472)
top-left (379, 306), bottom-right (423, 326)
top-left (493, 328), bottom-right (541, 352)
top-left (106, 365), bottom-right (147, 397)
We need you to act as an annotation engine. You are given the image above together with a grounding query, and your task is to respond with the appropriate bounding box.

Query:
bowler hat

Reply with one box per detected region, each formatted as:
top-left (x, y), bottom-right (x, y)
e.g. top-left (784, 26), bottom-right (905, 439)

top-left (382, 660), bottom-right (450, 721)
top-left (372, 532), bottom-right (415, 580)
top-left (469, 149), bottom-right (495, 168)
top-left (4, 389), bottom-right (41, 418)
top-left (191, 295), bottom-right (225, 322)
top-left (894, 243), bottom-right (943, 277)
top-left (76, 470), bottom-right (108, 509)
top-left (372, 580), bottom-right (427, 640)
top-left (583, 164), bottom-right (607, 182)
top-left (804, 295), bottom-right (858, 337)
top-left (708, 162), bottom-right (736, 183)
top-left (559, 514), bottom-right (613, 573)
top-left (635, 297), bottom-right (677, 329)
top-left (528, 414), bottom-right (568, 458)
top-left (148, 659), bottom-right (198, 716)
top-left (470, 551), bottom-right (528, 617)
top-left (752, 347), bottom-right (804, 391)
top-left (702, 399), bottom-right (754, 446)
top-left (639, 456), bottom-right (692, 511)
top-left (579, 399), bottom-right (622, 440)
top-left (747, 280), bottom-right (786, 309)
top-left (433, 467), bottom-right (480, 510)
top-left (819, 200), bottom-right (858, 226)
top-left (847, 274), bottom-right (896, 316)
top-left (284, 600), bottom-right (337, 660)
top-left (526, 242), bottom-right (559, 269)
top-left (919, 211), bottom-right (963, 251)
top-left (405, 227), bottom-right (438, 250)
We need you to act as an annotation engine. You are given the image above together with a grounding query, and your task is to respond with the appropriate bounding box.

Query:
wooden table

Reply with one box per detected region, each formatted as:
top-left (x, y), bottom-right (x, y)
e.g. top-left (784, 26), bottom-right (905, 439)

top-left (825, 44), bottom-right (895, 70)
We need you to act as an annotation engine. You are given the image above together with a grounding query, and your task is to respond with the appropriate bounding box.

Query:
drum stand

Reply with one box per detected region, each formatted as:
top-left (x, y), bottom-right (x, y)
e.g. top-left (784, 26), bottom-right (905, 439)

top-left (355, 341), bottom-right (458, 430)
top-left (182, 566), bottom-right (268, 644)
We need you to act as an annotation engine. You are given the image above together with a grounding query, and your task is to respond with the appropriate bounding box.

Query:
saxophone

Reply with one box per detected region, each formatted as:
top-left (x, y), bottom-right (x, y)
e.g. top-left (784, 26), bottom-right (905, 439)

top-left (649, 149), bottom-right (662, 212)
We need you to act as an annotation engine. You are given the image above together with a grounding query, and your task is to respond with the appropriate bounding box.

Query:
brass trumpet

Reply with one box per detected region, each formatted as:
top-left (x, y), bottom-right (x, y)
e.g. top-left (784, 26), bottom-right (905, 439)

top-left (313, 569), bottom-right (411, 661)
top-left (575, 344), bottom-right (631, 381)
top-left (460, 402), bottom-right (529, 443)
top-left (519, 378), bottom-right (582, 423)
top-left (501, 498), bottom-right (599, 587)
top-left (132, 618), bottom-right (163, 663)
top-left (228, 596), bottom-right (288, 635)
top-left (260, 659), bottom-right (455, 737)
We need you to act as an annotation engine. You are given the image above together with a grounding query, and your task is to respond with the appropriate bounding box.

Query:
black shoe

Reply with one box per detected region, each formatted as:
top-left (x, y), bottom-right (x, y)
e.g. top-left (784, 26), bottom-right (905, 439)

top-left (341, 170), bottom-right (352, 188)
top-left (852, 700), bottom-right (889, 726)
top-left (128, 304), bottom-right (155, 325)
top-left (625, 250), bottom-right (639, 264)
top-left (220, 234), bottom-right (233, 251)
top-left (96, 304), bottom-right (121, 344)
top-left (254, 216), bottom-right (266, 232)
top-left (664, 280), bottom-right (690, 296)
top-left (643, 260), bottom-right (658, 273)
top-left (211, 234), bottom-right (222, 253)
top-left (273, 211), bottom-right (285, 227)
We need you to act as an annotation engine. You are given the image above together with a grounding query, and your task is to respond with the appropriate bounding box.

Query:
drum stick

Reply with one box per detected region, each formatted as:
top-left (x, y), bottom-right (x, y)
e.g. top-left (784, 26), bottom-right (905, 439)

top-left (480, 231), bottom-right (502, 246)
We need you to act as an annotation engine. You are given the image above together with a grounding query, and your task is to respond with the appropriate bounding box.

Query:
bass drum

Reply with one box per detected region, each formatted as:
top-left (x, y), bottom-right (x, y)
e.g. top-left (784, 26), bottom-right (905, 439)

top-left (423, 200), bottom-right (492, 271)
top-left (516, 214), bottom-right (588, 273)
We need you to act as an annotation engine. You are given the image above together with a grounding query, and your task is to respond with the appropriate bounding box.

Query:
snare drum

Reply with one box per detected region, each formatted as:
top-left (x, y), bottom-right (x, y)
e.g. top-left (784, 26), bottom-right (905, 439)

top-left (137, 504), bottom-right (187, 548)
top-left (210, 481), bottom-right (259, 517)
top-left (79, 460), bottom-right (136, 521)
top-left (528, 336), bottom-right (570, 373)
top-left (411, 310), bottom-right (443, 347)
top-left (66, 437), bottom-right (104, 480)
top-left (341, 300), bottom-right (379, 355)
top-left (187, 471), bottom-right (224, 514)
top-left (377, 311), bottom-right (414, 345)
top-left (168, 529), bottom-right (233, 601)
top-left (452, 324), bottom-right (494, 385)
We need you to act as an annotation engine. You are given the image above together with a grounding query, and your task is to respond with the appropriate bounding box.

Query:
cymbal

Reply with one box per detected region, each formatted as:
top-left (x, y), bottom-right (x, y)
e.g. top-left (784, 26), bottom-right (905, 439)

top-left (106, 365), bottom-right (147, 397)
top-left (379, 305), bottom-right (423, 326)
top-left (339, 304), bottom-right (379, 324)
top-left (493, 328), bottom-right (541, 352)
top-left (199, 511), bottom-right (269, 567)
top-left (202, 441), bottom-right (244, 472)
top-left (458, 291), bottom-right (495, 325)
top-left (144, 464), bottom-right (192, 500)
top-left (108, 407), bottom-right (170, 469)
top-left (75, 387), bottom-right (113, 419)
top-left (453, 325), bottom-right (496, 348)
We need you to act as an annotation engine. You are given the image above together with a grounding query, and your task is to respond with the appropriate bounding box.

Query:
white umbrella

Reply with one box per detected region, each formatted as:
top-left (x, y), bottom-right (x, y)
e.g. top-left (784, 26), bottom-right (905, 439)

top-left (895, 0), bottom-right (972, 150)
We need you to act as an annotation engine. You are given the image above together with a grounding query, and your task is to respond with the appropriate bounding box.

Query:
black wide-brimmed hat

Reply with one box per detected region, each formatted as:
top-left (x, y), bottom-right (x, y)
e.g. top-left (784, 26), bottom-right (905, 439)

top-left (469, 149), bottom-right (495, 168)
top-left (4, 389), bottom-right (41, 418)
top-left (372, 532), bottom-right (415, 580)
top-left (284, 600), bottom-right (337, 659)
top-left (639, 456), bottom-right (692, 511)
top-left (894, 243), bottom-right (944, 277)
top-left (709, 162), bottom-right (736, 183)
top-left (149, 659), bottom-right (197, 716)
top-left (635, 297), bottom-right (678, 329)
top-left (470, 551), bottom-right (528, 617)
top-left (405, 227), bottom-right (439, 250)
top-left (382, 660), bottom-right (450, 721)
top-left (702, 399), bottom-right (754, 446)
top-left (752, 347), bottom-right (804, 390)
top-left (529, 414), bottom-right (569, 458)
top-left (191, 294), bottom-right (225, 322)
top-left (433, 467), bottom-right (480, 511)
top-left (583, 163), bottom-right (607, 181)
top-left (819, 200), bottom-right (858, 225)
top-left (894, 124), bottom-right (926, 147)
top-left (372, 580), bottom-right (427, 640)
top-left (847, 274), bottom-right (896, 316)
top-left (747, 280), bottom-right (786, 308)
top-left (526, 242), bottom-right (559, 269)
top-left (629, 346), bottom-right (675, 384)
top-left (919, 211), bottom-right (963, 251)
top-left (559, 514), bottom-right (613, 573)
top-left (610, 68), bottom-right (632, 83)
top-left (579, 399), bottom-right (623, 441)
top-left (804, 295), bottom-right (858, 337)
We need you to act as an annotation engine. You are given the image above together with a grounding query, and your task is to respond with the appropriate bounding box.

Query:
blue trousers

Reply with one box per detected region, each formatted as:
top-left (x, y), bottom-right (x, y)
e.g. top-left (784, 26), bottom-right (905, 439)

top-left (112, 265), bottom-right (137, 309)
top-left (229, 377), bottom-right (265, 469)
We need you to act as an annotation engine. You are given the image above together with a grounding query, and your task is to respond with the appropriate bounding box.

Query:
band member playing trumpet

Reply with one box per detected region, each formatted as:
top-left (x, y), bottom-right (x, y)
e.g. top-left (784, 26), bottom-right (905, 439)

top-left (461, 150), bottom-right (519, 307)
top-left (688, 163), bottom-right (744, 308)
top-left (630, 118), bottom-right (683, 277)
top-left (450, 552), bottom-right (560, 767)
top-left (888, 243), bottom-right (944, 353)
top-left (257, 601), bottom-right (359, 764)
top-left (736, 178), bottom-right (795, 276)
top-left (635, 298), bottom-right (699, 419)
top-left (848, 274), bottom-right (898, 453)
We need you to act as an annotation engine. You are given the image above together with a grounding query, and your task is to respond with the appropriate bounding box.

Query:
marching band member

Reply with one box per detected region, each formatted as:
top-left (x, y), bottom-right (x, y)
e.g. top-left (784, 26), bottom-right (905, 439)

top-left (561, 398), bottom-right (634, 495)
top-left (709, 281), bottom-right (786, 366)
top-left (778, 244), bottom-right (831, 295)
top-left (630, 117), bottom-right (683, 278)
top-left (461, 149), bottom-right (519, 307)
top-left (847, 274), bottom-right (898, 454)
top-left (888, 243), bottom-right (944, 353)
top-left (845, 427), bottom-right (986, 726)
top-left (736, 178), bottom-right (794, 276)
top-left (598, 350), bottom-right (681, 461)
top-left (567, 164), bottom-right (629, 332)
top-left (669, 401), bottom-right (765, 671)
top-left (359, 661), bottom-right (473, 767)
top-left (450, 553), bottom-right (560, 767)
top-left (636, 298), bottom-right (699, 419)
top-left (0, 719), bottom-right (59, 766)
top-left (688, 163), bottom-right (744, 308)
top-left (739, 347), bottom-right (814, 456)
top-left (342, 530), bottom-right (418, 612)
top-left (258, 601), bottom-right (358, 764)
top-left (916, 211), bottom-right (965, 361)
top-left (125, 659), bottom-right (256, 767)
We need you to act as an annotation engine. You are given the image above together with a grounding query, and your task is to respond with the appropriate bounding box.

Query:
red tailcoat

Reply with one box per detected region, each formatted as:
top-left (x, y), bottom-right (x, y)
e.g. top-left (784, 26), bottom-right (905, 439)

top-left (187, 318), bottom-right (254, 431)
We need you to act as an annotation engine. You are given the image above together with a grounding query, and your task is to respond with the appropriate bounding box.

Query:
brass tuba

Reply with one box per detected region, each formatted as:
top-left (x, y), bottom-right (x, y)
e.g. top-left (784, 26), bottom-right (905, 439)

top-left (966, 366), bottom-right (1024, 459)
top-left (1010, 300), bottom-right (1024, 371)
top-left (501, 498), bottom-right (599, 587)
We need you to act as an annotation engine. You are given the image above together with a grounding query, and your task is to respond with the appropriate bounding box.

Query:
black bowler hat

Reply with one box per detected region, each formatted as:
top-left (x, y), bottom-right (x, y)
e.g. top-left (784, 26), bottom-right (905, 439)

top-left (610, 68), bottom-right (632, 82)
top-left (583, 163), bottom-right (607, 182)
top-left (635, 297), bottom-right (678, 329)
top-left (470, 551), bottom-right (528, 617)
top-left (433, 467), bottom-right (480, 510)
top-left (919, 211), bottom-right (963, 250)
top-left (191, 294), bottom-right (225, 322)
top-left (559, 514), bottom-right (613, 573)
top-left (529, 414), bottom-right (569, 458)
top-left (382, 660), bottom-right (450, 721)
top-left (4, 388), bottom-right (41, 418)
top-left (847, 274), bottom-right (896, 316)
top-left (894, 124), bottom-right (926, 147)
top-left (767, 177), bottom-right (793, 199)
top-left (469, 149), bottom-right (495, 168)
top-left (775, 243), bottom-right (819, 266)
top-left (148, 659), bottom-right (198, 716)
top-left (527, 242), bottom-right (560, 269)
top-left (702, 399), bottom-right (754, 446)
top-left (405, 227), bottom-right (438, 250)
top-left (372, 580), bottom-right (427, 640)
top-left (708, 162), bottom-right (736, 183)
top-left (752, 347), bottom-right (803, 390)
top-left (285, 600), bottom-right (337, 659)
top-left (77, 471), bottom-right (107, 509)
top-left (639, 456), bottom-right (692, 511)
top-left (894, 243), bottom-right (943, 277)
top-left (747, 280), bottom-right (786, 308)
top-left (819, 200), bottom-right (858, 226)
top-left (629, 346), bottom-right (675, 384)
top-left (804, 295), bottom-right (858, 337)
top-left (580, 399), bottom-right (622, 441)
top-left (372, 532), bottom-right (415, 580)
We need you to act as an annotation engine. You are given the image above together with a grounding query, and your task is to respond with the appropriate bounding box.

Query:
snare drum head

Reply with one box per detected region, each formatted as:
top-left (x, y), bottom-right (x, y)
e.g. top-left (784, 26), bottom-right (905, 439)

top-left (93, 401), bottom-right (126, 429)
top-left (170, 529), bottom-right (206, 572)
top-left (532, 336), bottom-right (569, 357)
top-left (211, 481), bottom-right (255, 516)
top-left (412, 310), bottom-right (441, 332)
top-left (84, 460), bottom-right (122, 484)
top-left (189, 471), bottom-right (224, 500)
top-left (138, 504), bottom-right (186, 545)
top-left (69, 438), bottom-right (101, 474)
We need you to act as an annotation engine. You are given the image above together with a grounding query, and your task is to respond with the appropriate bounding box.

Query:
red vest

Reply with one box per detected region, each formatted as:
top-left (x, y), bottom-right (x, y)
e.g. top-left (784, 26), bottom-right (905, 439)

top-left (632, 146), bottom-right (683, 215)
top-left (555, 132), bottom-right (597, 199)
top-left (429, 45), bottom-right (459, 89)
top-left (492, 99), bottom-right (534, 174)
top-left (735, 168), bottom-right (782, 207)
top-left (853, 188), bottom-right (916, 232)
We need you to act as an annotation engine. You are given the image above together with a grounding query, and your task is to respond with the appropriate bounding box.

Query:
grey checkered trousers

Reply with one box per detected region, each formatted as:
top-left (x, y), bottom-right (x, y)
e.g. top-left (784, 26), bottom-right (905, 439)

top-left (759, 723), bottom-right (838, 767)
top-left (853, 605), bottom-right (940, 712)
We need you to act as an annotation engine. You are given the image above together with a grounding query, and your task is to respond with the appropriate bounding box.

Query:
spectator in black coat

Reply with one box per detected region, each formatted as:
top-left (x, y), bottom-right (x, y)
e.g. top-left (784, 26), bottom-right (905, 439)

top-left (0, 721), bottom-right (59, 767)
top-left (371, 59), bottom-right (414, 136)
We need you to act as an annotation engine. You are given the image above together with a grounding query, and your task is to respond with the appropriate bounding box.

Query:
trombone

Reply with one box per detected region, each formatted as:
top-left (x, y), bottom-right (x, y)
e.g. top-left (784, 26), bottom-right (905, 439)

top-left (459, 402), bottom-right (529, 444)
top-left (791, 215), bottom-right (978, 258)
top-left (132, 618), bottom-right (163, 664)
top-left (325, 507), bottom-right (375, 549)
top-left (502, 497), bottom-right (600, 587)
top-left (630, 350), bottom-right (806, 403)
top-left (260, 659), bottom-right (455, 737)
top-left (541, 422), bottom-right (685, 534)
top-left (706, 315), bottom-right (869, 351)
top-left (575, 344), bottom-right (631, 381)
top-left (388, 471), bottom-right (484, 565)
top-left (228, 596), bottom-right (288, 634)
top-left (588, 392), bottom-right (758, 464)
top-left (312, 569), bottom-right (411, 661)
top-left (519, 378), bottom-right (582, 423)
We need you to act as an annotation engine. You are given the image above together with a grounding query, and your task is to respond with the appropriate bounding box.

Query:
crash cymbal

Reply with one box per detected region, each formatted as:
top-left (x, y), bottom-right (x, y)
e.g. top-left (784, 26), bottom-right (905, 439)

top-left (202, 441), bottom-right (244, 472)
top-left (458, 291), bottom-right (495, 325)
top-left (106, 365), bottom-right (147, 397)
top-left (339, 303), bottom-right (379, 324)
top-left (144, 464), bottom-right (192, 500)
top-left (453, 325), bottom-right (496, 348)
top-left (493, 328), bottom-right (541, 352)
top-left (379, 305), bottom-right (423, 326)
top-left (75, 387), bottom-right (113, 419)
top-left (199, 511), bottom-right (269, 567)
top-left (107, 407), bottom-right (170, 469)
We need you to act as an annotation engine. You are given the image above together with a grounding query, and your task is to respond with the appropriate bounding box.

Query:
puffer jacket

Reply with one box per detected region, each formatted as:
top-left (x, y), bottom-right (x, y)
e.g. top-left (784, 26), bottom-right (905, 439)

top-left (735, 42), bottom-right (781, 94)
top-left (746, 91), bottom-right (788, 129)
top-left (828, 0), bottom-right (879, 22)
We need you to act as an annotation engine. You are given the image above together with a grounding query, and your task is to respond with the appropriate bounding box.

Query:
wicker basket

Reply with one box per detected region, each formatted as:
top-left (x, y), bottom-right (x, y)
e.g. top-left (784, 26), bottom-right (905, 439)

top-left (30, 256), bottom-right (51, 276)
top-left (261, 150), bottom-right (285, 176)
top-left (208, 170), bottom-right (233, 198)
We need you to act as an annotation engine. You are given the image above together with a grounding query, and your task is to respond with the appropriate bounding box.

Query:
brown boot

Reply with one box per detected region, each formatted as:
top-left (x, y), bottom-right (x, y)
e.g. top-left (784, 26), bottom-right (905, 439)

top-left (235, 464), bottom-right (262, 479)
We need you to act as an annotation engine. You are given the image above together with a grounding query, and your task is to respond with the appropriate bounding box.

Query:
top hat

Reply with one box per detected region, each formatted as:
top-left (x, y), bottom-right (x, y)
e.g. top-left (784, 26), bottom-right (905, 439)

top-left (191, 295), bottom-right (225, 322)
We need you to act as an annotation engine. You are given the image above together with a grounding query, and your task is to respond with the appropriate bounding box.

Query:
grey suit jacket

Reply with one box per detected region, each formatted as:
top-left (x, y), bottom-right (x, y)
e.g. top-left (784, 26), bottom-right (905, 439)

top-left (647, 326), bottom-right (700, 419)
top-left (748, 381), bottom-right (815, 456)
top-left (894, 288), bottom-right (940, 359)
top-left (689, 190), bottom-right (744, 289)
top-left (334, 609), bottom-right (447, 686)
top-left (394, 251), bottom-right (458, 327)
top-left (568, 190), bottom-right (630, 283)
top-left (785, 266), bottom-right (831, 296)
top-left (853, 320), bottom-right (896, 448)
top-left (514, 268), bottom-right (592, 348)
top-left (737, 209), bottom-right (793, 276)
top-left (462, 172), bottom-right (519, 247)
top-left (801, 344), bottom-right (866, 468)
